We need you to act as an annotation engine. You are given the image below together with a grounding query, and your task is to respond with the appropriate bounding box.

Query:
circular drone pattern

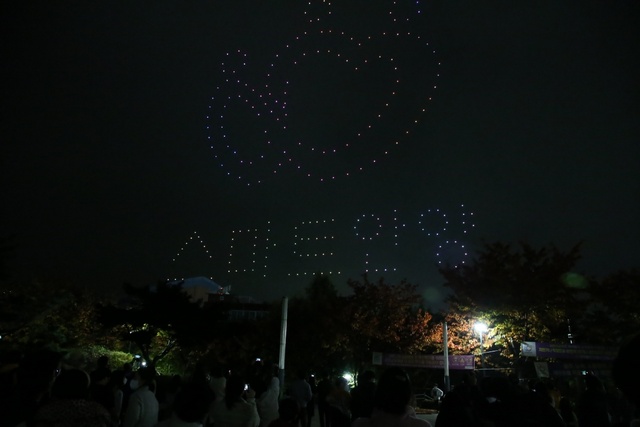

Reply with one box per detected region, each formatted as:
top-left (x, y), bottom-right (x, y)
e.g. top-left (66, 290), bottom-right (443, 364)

top-left (206, 0), bottom-right (440, 184)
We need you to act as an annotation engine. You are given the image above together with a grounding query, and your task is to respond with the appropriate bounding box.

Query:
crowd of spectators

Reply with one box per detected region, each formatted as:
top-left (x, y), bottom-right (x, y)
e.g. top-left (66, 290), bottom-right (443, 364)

top-left (1, 333), bottom-right (639, 427)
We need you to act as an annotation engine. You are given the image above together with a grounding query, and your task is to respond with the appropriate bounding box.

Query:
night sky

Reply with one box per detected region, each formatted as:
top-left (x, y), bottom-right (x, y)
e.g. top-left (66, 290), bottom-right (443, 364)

top-left (2, 1), bottom-right (639, 306)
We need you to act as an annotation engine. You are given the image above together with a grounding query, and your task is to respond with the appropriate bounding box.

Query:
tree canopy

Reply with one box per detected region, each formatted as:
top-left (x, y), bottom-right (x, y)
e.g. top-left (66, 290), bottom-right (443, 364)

top-left (3, 239), bottom-right (637, 378)
top-left (439, 241), bottom-right (585, 357)
top-left (344, 274), bottom-right (433, 362)
top-left (98, 281), bottom-right (221, 367)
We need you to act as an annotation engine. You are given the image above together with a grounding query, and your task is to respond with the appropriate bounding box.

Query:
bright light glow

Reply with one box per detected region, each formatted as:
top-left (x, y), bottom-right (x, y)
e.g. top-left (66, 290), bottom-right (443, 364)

top-left (342, 372), bottom-right (355, 387)
top-left (474, 322), bottom-right (488, 334)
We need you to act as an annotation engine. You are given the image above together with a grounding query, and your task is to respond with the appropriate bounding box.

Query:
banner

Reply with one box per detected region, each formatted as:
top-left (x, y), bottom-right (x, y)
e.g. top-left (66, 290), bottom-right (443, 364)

top-left (520, 341), bottom-right (617, 361)
top-left (547, 361), bottom-right (612, 378)
top-left (372, 352), bottom-right (475, 370)
top-left (533, 361), bottom-right (550, 378)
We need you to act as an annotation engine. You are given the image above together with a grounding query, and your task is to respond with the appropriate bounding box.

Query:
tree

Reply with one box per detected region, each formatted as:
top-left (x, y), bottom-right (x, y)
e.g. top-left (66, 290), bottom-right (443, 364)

top-left (0, 238), bottom-right (107, 350)
top-left (439, 241), bottom-right (584, 358)
top-left (0, 237), bottom-right (43, 340)
top-left (425, 311), bottom-right (481, 355)
top-left (0, 278), bottom-right (103, 350)
top-left (200, 307), bottom-right (278, 372)
top-left (343, 274), bottom-right (433, 370)
top-left (582, 269), bottom-right (640, 343)
top-left (283, 273), bottom-right (351, 374)
top-left (98, 281), bottom-right (219, 368)
top-left (0, 235), bottom-right (16, 282)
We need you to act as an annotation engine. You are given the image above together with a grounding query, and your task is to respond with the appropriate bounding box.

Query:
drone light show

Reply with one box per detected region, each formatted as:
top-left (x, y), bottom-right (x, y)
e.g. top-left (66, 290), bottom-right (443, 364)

top-left (205, 0), bottom-right (440, 185)
top-left (163, 0), bottom-right (478, 294)
top-left (170, 205), bottom-right (475, 289)
top-left (4, 0), bottom-right (637, 304)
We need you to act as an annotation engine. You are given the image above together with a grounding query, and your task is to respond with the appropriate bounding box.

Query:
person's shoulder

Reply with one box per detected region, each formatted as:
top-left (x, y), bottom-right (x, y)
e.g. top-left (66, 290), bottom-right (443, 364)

top-left (352, 417), bottom-right (372, 427)
top-left (142, 387), bottom-right (159, 399)
top-left (402, 408), bottom-right (431, 427)
top-left (360, 413), bottom-right (432, 427)
top-left (154, 419), bottom-right (171, 427)
top-left (408, 418), bottom-right (432, 427)
top-left (134, 388), bottom-right (158, 403)
top-left (269, 420), bottom-right (296, 427)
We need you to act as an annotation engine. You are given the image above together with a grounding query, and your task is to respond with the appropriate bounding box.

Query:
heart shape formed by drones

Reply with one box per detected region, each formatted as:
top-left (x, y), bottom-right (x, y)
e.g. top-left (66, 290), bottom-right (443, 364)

top-left (206, 1), bottom-right (439, 185)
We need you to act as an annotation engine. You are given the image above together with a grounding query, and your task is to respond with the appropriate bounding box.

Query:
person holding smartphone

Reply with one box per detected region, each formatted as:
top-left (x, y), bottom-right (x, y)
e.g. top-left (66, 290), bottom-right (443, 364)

top-left (209, 375), bottom-right (260, 427)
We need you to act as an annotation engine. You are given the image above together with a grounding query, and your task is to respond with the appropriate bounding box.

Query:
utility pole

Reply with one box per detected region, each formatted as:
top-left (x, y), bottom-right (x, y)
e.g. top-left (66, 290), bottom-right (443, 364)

top-left (443, 320), bottom-right (450, 392)
top-left (278, 296), bottom-right (288, 396)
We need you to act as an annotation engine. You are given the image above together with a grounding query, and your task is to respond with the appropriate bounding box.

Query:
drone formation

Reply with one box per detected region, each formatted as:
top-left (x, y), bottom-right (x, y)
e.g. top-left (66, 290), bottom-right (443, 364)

top-left (170, 205), bottom-right (475, 282)
top-left (173, 2), bottom-right (475, 289)
top-left (205, 0), bottom-right (440, 184)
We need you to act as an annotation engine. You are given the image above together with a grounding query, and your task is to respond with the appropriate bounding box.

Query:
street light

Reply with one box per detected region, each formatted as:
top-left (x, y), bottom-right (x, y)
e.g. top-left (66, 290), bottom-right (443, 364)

top-left (474, 322), bottom-right (488, 376)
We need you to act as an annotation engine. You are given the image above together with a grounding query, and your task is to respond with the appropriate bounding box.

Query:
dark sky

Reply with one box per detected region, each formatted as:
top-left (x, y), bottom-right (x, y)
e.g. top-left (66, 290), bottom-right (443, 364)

top-left (2, 0), bottom-right (639, 306)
